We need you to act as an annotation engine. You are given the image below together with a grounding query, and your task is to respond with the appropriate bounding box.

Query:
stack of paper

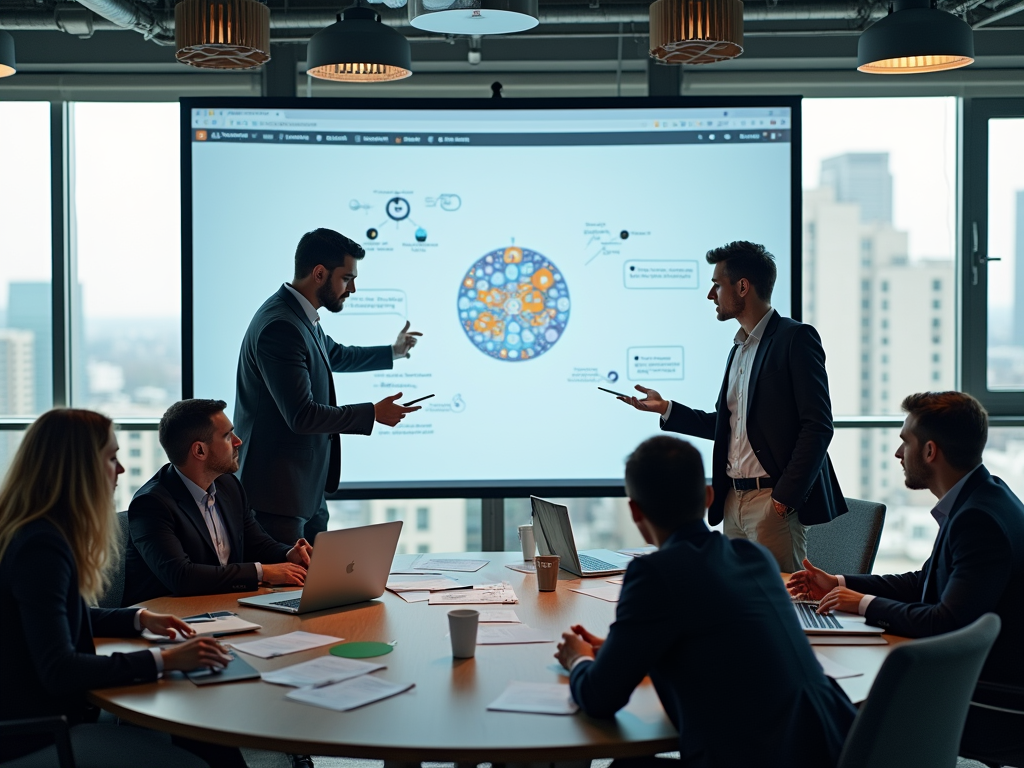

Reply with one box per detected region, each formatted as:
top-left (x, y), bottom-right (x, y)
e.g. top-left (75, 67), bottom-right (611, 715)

top-left (428, 582), bottom-right (519, 605)
top-left (230, 631), bottom-right (342, 659)
top-left (487, 682), bottom-right (579, 715)
top-left (286, 676), bottom-right (414, 711)
top-left (262, 656), bottom-right (386, 687)
top-left (386, 575), bottom-right (464, 592)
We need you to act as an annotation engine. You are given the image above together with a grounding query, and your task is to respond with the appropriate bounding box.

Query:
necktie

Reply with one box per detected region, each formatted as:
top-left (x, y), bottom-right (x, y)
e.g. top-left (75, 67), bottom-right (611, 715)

top-left (203, 492), bottom-right (229, 566)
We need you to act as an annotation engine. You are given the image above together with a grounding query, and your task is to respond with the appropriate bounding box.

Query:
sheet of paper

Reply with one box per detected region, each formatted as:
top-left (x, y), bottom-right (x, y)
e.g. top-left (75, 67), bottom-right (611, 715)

top-left (605, 577), bottom-right (624, 585)
top-left (386, 576), bottom-right (465, 592)
top-left (487, 682), bottom-right (579, 715)
top-left (262, 656), bottom-right (385, 687)
top-left (618, 546), bottom-right (656, 557)
top-left (429, 582), bottom-right (518, 605)
top-left (414, 558), bottom-right (489, 572)
top-left (505, 562), bottom-right (536, 574)
top-left (813, 651), bottom-right (864, 680)
top-left (479, 610), bottom-right (521, 624)
top-left (477, 625), bottom-right (553, 644)
top-left (809, 635), bottom-right (887, 646)
top-left (394, 590), bottom-right (430, 603)
top-left (230, 631), bottom-right (342, 659)
top-left (143, 614), bottom-right (262, 643)
top-left (286, 675), bottom-right (414, 712)
top-left (569, 584), bottom-right (621, 603)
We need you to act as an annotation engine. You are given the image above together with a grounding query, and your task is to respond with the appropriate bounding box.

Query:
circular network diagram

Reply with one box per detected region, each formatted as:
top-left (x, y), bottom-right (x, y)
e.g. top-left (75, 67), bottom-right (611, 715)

top-left (458, 246), bottom-right (570, 361)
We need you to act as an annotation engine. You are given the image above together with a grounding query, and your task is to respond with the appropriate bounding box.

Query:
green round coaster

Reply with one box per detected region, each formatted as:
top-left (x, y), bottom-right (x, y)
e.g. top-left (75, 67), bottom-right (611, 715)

top-left (330, 641), bottom-right (394, 659)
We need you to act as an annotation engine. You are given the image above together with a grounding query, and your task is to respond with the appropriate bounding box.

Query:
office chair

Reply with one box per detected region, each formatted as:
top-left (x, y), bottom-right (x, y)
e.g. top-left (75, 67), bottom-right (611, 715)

top-left (95, 511), bottom-right (130, 609)
top-left (836, 613), bottom-right (1001, 768)
top-left (0, 717), bottom-right (208, 768)
top-left (806, 497), bottom-right (885, 575)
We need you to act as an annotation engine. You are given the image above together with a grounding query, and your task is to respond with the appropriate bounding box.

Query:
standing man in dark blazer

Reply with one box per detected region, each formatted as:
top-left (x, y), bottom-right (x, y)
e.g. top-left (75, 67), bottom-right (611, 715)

top-left (621, 241), bottom-right (844, 571)
top-left (789, 391), bottom-right (1024, 766)
top-left (235, 228), bottom-right (422, 544)
top-left (124, 399), bottom-right (313, 606)
top-left (555, 436), bottom-right (856, 768)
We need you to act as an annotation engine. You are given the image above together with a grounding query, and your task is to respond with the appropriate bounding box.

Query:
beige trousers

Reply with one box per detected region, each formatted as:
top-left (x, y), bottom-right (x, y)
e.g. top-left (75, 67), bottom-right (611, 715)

top-left (722, 487), bottom-right (807, 572)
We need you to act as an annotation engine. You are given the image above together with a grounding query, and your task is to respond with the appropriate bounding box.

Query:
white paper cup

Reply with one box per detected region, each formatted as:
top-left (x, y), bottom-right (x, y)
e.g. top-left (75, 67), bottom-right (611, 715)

top-left (448, 609), bottom-right (479, 658)
top-left (518, 524), bottom-right (536, 561)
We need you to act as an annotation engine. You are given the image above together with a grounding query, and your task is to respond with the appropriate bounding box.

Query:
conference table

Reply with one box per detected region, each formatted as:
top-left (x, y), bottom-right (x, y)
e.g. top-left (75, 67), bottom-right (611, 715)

top-left (91, 552), bottom-right (907, 762)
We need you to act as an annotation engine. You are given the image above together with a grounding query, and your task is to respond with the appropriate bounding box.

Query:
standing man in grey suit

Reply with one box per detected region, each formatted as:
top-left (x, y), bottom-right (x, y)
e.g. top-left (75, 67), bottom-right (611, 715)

top-left (234, 228), bottom-right (422, 545)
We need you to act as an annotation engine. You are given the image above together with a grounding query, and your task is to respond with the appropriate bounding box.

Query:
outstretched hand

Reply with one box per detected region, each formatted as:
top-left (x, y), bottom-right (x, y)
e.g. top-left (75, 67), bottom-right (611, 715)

top-left (374, 392), bottom-right (421, 427)
top-left (620, 385), bottom-right (669, 416)
top-left (392, 321), bottom-right (423, 359)
top-left (786, 558), bottom-right (839, 601)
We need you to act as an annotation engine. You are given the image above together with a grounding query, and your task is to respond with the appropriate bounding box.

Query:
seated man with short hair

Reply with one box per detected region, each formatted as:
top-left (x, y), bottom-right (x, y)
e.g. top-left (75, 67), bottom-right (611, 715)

top-left (788, 391), bottom-right (1024, 766)
top-left (555, 436), bottom-right (856, 768)
top-left (123, 399), bottom-right (314, 607)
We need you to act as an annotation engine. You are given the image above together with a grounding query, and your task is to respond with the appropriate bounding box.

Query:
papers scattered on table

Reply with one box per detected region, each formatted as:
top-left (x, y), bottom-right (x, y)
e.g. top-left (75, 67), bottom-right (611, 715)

top-left (143, 614), bottom-right (261, 643)
top-left (814, 651), bottom-right (864, 680)
top-left (487, 682), bottom-right (579, 715)
top-left (231, 631), bottom-right (342, 659)
top-left (809, 635), bottom-right (887, 646)
top-left (428, 582), bottom-right (519, 605)
top-left (387, 575), bottom-right (465, 592)
top-left (477, 625), bottom-right (552, 644)
top-left (394, 591), bottom-right (430, 603)
top-left (479, 609), bottom-right (521, 624)
top-left (414, 558), bottom-right (489, 572)
top-left (569, 584), bottom-right (621, 603)
top-left (286, 675), bottom-right (414, 712)
top-left (618, 546), bottom-right (656, 558)
top-left (505, 562), bottom-right (536, 574)
top-left (262, 655), bottom-right (385, 688)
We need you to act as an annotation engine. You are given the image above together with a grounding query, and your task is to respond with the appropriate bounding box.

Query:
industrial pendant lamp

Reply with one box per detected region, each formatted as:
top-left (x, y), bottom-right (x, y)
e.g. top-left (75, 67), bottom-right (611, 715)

top-left (408, 0), bottom-right (539, 36)
top-left (0, 30), bottom-right (16, 78)
top-left (857, 0), bottom-right (974, 74)
top-left (307, 5), bottom-right (412, 82)
top-left (175, 0), bottom-right (271, 69)
top-left (649, 0), bottom-right (744, 65)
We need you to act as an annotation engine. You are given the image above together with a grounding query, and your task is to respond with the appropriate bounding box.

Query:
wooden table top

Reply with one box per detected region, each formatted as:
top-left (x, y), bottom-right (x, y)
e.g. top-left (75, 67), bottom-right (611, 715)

top-left (90, 553), bottom-right (903, 761)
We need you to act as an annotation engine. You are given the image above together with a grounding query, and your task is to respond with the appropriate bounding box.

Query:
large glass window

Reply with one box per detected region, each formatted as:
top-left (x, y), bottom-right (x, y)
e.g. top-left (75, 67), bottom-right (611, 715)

top-left (326, 498), bottom-right (482, 555)
top-left (986, 117), bottom-right (1024, 391)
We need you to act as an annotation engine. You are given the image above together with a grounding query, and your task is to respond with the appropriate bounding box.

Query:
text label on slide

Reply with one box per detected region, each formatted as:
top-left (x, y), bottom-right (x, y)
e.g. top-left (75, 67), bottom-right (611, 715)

top-left (628, 346), bottom-right (684, 381)
top-left (623, 260), bottom-right (699, 289)
top-left (341, 289), bottom-right (408, 318)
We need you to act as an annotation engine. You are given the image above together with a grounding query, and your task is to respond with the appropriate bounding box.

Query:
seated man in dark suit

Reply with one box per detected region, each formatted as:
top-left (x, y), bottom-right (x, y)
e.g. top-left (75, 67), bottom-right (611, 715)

top-left (556, 436), bottom-right (856, 768)
top-left (124, 398), bottom-right (314, 607)
top-left (788, 391), bottom-right (1024, 766)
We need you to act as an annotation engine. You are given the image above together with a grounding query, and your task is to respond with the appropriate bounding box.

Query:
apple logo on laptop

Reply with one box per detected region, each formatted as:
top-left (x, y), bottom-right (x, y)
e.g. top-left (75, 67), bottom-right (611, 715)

top-left (346, 561), bottom-right (355, 574)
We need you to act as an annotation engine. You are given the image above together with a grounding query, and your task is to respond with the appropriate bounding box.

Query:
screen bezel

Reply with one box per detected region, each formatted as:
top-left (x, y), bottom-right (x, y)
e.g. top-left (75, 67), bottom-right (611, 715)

top-left (180, 95), bottom-right (803, 499)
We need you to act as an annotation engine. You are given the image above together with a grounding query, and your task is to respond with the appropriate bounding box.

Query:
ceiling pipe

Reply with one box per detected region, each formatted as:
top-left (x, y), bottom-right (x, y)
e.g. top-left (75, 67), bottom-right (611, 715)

top-left (72, 0), bottom-right (173, 43)
top-left (972, 0), bottom-right (1024, 27)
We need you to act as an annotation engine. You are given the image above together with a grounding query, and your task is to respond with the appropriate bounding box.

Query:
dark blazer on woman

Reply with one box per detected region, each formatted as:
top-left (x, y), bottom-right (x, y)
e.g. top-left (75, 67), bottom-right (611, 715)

top-left (0, 518), bottom-right (156, 760)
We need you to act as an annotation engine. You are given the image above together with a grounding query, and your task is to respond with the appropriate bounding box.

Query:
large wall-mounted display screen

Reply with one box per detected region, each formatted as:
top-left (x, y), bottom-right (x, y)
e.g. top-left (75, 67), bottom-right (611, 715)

top-left (182, 97), bottom-right (800, 495)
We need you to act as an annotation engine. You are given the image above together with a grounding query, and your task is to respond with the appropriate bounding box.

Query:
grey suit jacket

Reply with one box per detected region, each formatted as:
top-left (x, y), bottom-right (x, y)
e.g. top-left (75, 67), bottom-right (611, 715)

top-left (234, 285), bottom-right (393, 520)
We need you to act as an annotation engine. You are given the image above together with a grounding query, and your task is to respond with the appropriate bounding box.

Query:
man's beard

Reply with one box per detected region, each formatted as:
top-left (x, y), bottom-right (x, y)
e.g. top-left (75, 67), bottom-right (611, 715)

top-left (716, 292), bottom-right (745, 322)
top-left (317, 281), bottom-right (345, 313)
top-left (209, 451), bottom-right (240, 476)
top-left (902, 450), bottom-right (933, 490)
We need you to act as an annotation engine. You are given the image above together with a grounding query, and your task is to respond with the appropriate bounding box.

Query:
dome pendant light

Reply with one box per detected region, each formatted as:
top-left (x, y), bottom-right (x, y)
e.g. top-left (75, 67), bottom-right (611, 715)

top-left (408, 0), bottom-right (539, 36)
top-left (649, 0), bottom-right (744, 65)
top-left (857, 0), bottom-right (974, 74)
top-left (307, 5), bottom-right (412, 82)
top-left (0, 30), bottom-right (17, 78)
top-left (175, 0), bottom-right (271, 70)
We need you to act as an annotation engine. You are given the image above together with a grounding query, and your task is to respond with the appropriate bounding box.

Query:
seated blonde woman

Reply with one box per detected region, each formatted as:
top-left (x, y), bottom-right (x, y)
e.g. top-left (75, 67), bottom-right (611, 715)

top-left (0, 409), bottom-right (236, 766)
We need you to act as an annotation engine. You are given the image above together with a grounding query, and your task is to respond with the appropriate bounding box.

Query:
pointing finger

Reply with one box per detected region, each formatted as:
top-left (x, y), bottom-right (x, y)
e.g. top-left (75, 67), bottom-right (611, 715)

top-left (401, 320), bottom-right (410, 333)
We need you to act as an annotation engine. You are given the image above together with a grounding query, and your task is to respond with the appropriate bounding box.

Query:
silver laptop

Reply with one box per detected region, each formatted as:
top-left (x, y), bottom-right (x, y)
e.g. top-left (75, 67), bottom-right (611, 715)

top-left (792, 601), bottom-right (886, 636)
top-left (530, 496), bottom-right (633, 577)
top-left (238, 521), bottom-right (402, 614)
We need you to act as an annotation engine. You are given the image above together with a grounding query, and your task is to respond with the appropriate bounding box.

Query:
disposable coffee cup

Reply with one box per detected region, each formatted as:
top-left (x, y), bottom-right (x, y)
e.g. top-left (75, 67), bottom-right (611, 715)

top-left (518, 524), bottom-right (536, 561)
top-left (535, 555), bottom-right (560, 592)
top-left (448, 609), bottom-right (479, 658)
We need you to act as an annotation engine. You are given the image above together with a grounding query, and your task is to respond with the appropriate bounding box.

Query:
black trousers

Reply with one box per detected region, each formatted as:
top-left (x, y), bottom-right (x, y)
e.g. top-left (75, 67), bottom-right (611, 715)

top-left (255, 497), bottom-right (330, 546)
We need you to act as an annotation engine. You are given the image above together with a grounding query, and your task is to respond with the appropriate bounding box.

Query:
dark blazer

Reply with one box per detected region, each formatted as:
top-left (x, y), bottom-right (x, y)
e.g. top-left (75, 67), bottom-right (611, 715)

top-left (123, 464), bottom-right (292, 606)
top-left (0, 519), bottom-right (156, 761)
top-left (234, 285), bottom-right (394, 521)
top-left (662, 310), bottom-right (846, 526)
top-left (845, 466), bottom-right (1024, 706)
top-left (569, 522), bottom-right (856, 768)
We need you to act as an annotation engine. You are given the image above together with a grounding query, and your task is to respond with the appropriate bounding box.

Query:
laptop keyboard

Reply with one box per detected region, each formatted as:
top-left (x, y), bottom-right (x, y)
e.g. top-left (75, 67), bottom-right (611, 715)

top-left (795, 602), bottom-right (842, 630)
top-left (578, 553), bottom-right (619, 572)
top-left (271, 597), bottom-right (302, 610)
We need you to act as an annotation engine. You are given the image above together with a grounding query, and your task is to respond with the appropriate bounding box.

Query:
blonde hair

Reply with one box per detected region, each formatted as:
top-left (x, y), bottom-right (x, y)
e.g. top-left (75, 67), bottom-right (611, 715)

top-left (0, 409), bottom-right (118, 603)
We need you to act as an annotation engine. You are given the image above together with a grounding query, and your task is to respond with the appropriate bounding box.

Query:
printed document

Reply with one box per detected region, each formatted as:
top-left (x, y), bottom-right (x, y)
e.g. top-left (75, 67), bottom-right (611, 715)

top-left (479, 609), bottom-right (521, 623)
top-left (487, 682), bottom-right (579, 715)
top-left (428, 582), bottom-right (518, 605)
top-left (477, 625), bottom-right (552, 644)
top-left (569, 584), bottom-right (621, 602)
top-left (231, 631), bottom-right (342, 659)
top-left (286, 675), bottom-right (414, 711)
top-left (414, 558), bottom-right (489, 572)
top-left (262, 656), bottom-right (385, 687)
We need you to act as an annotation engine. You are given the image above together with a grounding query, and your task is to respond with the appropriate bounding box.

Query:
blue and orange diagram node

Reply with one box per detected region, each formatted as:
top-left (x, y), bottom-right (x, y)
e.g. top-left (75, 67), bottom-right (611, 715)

top-left (458, 246), bottom-right (570, 361)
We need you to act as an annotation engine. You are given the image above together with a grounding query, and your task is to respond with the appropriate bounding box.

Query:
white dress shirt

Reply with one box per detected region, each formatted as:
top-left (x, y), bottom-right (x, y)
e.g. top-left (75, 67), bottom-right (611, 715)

top-left (661, 308), bottom-right (774, 480)
top-left (838, 465), bottom-right (983, 615)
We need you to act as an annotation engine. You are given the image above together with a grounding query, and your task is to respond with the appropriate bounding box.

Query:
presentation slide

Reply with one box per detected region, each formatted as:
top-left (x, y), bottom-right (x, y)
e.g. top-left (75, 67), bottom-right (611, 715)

top-left (185, 100), bottom-right (796, 492)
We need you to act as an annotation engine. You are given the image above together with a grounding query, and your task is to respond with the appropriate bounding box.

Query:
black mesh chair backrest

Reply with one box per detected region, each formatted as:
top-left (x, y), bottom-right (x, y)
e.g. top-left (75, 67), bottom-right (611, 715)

top-left (95, 511), bottom-right (130, 609)
top-left (837, 613), bottom-right (1002, 768)
top-left (806, 497), bottom-right (885, 574)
